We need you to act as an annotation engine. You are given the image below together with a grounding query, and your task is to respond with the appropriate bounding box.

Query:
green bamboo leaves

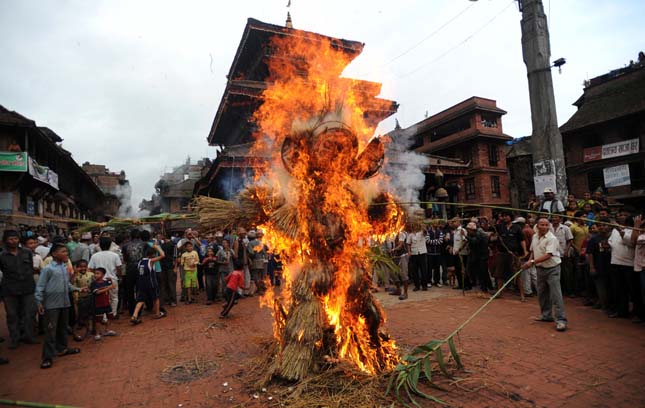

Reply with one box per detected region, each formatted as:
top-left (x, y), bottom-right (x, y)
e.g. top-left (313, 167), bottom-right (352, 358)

top-left (369, 246), bottom-right (401, 282)
top-left (385, 338), bottom-right (462, 406)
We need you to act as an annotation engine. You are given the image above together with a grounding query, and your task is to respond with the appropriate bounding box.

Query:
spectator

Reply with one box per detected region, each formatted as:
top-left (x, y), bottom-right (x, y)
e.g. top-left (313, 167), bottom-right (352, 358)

top-left (407, 221), bottom-right (429, 292)
top-left (493, 212), bottom-right (527, 299)
top-left (35, 243), bottom-right (83, 368)
top-left (389, 228), bottom-right (410, 300)
top-left (425, 221), bottom-right (444, 287)
top-left (131, 245), bottom-right (166, 323)
top-left (89, 268), bottom-right (117, 340)
top-left (35, 236), bottom-right (51, 260)
top-left (608, 211), bottom-right (635, 319)
top-left (540, 188), bottom-right (565, 214)
top-left (0, 230), bottom-right (38, 349)
top-left (220, 260), bottom-right (246, 318)
top-left (202, 247), bottom-right (220, 305)
top-left (216, 239), bottom-right (235, 292)
top-left (70, 233), bottom-right (91, 264)
top-left (586, 218), bottom-right (613, 313)
top-left (0, 269), bottom-right (8, 365)
top-left (523, 218), bottom-right (567, 332)
top-left (450, 217), bottom-right (471, 290)
top-left (521, 217), bottom-right (537, 297)
top-left (88, 237), bottom-right (122, 318)
top-left (247, 230), bottom-right (267, 295)
top-left (569, 212), bottom-right (590, 298)
top-left (159, 234), bottom-right (177, 307)
top-left (72, 260), bottom-right (93, 342)
top-left (631, 215), bottom-right (645, 323)
top-left (551, 215), bottom-right (574, 296)
top-left (122, 229), bottom-right (146, 314)
top-left (465, 222), bottom-right (491, 294)
top-left (180, 241), bottom-right (199, 304)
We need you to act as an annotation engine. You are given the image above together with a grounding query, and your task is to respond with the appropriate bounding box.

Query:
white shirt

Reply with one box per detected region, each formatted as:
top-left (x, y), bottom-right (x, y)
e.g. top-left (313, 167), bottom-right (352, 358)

top-left (530, 231), bottom-right (561, 268)
top-left (634, 233), bottom-right (645, 272)
top-left (32, 253), bottom-right (43, 272)
top-left (88, 250), bottom-right (122, 281)
top-left (541, 199), bottom-right (565, 213)
top-left (552, 223), bottom-right (573, 257)
top-left (608, 228), bottom-right (634, 267)
top-left (406, 231), bottom-right (427, 255)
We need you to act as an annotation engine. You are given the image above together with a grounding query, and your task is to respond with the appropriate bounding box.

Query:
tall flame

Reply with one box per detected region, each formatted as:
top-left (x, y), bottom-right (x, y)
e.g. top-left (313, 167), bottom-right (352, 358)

top-left (251, 33), bottom-right (400, 377)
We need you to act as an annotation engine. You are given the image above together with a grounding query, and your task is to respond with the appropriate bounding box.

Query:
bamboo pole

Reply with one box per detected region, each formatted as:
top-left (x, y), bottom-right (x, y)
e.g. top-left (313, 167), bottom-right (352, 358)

top-left (370, 200), bottom-right (644, 232)
top-left (0, 399), bottom-right (79, 408)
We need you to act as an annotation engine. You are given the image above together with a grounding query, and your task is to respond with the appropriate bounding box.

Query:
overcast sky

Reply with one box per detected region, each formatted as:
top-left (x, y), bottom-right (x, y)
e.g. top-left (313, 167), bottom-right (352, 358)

top-left (1, 0), bottom-right (644, 211)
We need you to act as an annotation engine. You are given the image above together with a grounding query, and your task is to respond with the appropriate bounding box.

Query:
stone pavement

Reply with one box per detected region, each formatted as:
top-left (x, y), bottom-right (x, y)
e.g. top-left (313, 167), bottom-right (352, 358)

top-left (0, 287), bottom-right (643, 407)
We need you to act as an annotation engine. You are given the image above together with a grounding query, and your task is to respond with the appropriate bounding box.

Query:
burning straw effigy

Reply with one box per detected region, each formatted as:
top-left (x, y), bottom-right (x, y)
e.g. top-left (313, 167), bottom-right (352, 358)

top-left (195, 33), bottom-right (410, 384)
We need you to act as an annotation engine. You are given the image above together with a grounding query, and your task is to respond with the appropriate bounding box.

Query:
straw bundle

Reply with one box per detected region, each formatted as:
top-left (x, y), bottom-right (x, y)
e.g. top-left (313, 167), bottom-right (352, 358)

top-left (269, 204), bottom-right (301, 239)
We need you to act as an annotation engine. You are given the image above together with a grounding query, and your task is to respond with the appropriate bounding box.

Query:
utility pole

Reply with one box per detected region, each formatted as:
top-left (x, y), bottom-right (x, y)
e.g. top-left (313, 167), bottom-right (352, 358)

top-left (518, 0), bottom-right (568, 199)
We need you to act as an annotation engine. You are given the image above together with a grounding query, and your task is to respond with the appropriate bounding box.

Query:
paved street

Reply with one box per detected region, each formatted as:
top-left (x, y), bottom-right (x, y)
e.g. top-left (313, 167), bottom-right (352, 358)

top-left (0, 287), bottom-right (643, 408)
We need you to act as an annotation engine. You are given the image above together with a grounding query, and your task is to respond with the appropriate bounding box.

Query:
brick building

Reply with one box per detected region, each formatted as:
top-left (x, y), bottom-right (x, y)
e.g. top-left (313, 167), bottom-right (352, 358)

top-left (402, 97), bottom-right (513, 219)
top-left (560, 54), bottom-right (645, 207)
top-left (0, 105), bottom-right (107, 236)
top-left (82, 162), bottom-right (131, 217)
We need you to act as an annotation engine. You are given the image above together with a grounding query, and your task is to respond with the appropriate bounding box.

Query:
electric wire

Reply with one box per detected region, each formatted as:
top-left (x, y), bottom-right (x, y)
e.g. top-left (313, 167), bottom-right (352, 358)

top-left (397, 0), bottom-right (516, 79)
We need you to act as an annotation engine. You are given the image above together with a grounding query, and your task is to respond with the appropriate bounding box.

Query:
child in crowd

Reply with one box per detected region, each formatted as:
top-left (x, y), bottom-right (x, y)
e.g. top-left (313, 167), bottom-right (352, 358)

top-left (35, 243), bottom-right (84, 369)
top-left (180, 242), bottom-right (200, 304)
top-left (131, 245), bottom-right (166, 324)
top-left (202, 247), bottom-right (220, 305)
top-left (220, 260), bottom-right (246, 318)
top-left (90, 268), bottom-right (117, 340)
top-left (73, 260), bottom-right (94, 341)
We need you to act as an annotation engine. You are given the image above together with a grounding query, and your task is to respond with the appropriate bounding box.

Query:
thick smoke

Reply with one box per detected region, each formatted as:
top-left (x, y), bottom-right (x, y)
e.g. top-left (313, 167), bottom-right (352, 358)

top-left (382, 123), bottom-right (428, 211)
top-left (114, 182), bottom-right (149, 217)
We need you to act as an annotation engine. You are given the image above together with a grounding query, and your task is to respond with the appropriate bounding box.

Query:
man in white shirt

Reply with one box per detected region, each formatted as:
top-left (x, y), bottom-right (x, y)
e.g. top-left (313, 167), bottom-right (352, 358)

top-left (88, 237), bottom-right (123, 317)
top-left (551, 215), bottom-right (574, 296)
top-left (608, 210), bottom-right (635, 318)
top-left (540, 188), bottom-right (565, 214)
top-left (523, 218), bottom-right (567, 331)
top-left (450, 217), bottom-right (471, 290)
top-left (406, 223), bottom-right (429, 292)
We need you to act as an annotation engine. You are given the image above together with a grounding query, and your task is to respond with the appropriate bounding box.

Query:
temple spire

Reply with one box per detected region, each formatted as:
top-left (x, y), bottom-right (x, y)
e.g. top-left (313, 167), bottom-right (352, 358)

top-left (285, 11), bottom-right (293, 28)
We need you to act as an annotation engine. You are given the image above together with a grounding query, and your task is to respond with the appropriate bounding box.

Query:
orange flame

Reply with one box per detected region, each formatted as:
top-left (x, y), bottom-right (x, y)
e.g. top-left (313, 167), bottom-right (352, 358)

top-left (253, 33), bottom-right (400, 374)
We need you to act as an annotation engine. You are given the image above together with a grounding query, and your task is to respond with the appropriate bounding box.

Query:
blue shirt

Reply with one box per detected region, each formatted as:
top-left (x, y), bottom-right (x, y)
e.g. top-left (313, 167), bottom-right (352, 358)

top-left (35, 260), bottom-right (79, 310)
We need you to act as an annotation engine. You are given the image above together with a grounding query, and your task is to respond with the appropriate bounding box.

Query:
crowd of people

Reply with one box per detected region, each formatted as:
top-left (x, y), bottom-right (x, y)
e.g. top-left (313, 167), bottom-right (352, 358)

top-left (0, 226), bottom-right (281, 368)
top-left (0, 187), bottom-right (643, 367)
top-left (380, 188), bottom-right (645, 333)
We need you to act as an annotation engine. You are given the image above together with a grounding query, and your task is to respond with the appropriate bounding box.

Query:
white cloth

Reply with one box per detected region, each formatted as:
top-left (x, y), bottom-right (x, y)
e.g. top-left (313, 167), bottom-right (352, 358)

top-left (35, 244), bottom-right (50, 259)
top-left (634, 233), bottom-right (645, 272)
top-left (406, 231), bottom-right (427, 255)
top-left (552, 223), bottom-right (573, 257)
top-left (452, 226), bottom-right (469, 255)
top-left (88, 250), bottom-right (122, 281)
top-left (32, 253), bottom-right (43, 272)
top-left (608, 228), bottom-right (634, 267)
top-left (530, 231), bottom-right (561, 268)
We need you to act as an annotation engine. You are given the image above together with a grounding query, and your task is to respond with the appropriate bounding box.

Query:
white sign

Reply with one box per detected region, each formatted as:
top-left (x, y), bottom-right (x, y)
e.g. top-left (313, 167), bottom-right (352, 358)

top-left (603, 164), bottom-right (631, 188)
top-left (533, 160), bottom-right (557, 195)
top-left (28, 157), bottom-right (59, 190)
top-left (601, 139), bottom-right (639, 160)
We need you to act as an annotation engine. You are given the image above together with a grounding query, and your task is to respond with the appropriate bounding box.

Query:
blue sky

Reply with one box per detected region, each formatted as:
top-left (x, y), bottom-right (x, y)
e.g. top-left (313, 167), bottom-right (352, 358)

top-left (1, 0), bottom-right (644, 208)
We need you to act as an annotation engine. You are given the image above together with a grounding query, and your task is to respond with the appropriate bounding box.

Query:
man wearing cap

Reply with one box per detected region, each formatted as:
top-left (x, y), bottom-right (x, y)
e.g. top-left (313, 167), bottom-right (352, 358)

top-left (540, 188), bottom-right (565, 215)
top-left (0, 230), bottom-right (38, 348)
top-left (523, 218), bottom-right (567, 331)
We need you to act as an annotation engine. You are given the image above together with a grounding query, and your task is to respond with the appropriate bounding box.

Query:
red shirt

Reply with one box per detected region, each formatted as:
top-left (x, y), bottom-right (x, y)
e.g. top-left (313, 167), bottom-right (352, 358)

top-left (225, 270), bottom-right (244, 291)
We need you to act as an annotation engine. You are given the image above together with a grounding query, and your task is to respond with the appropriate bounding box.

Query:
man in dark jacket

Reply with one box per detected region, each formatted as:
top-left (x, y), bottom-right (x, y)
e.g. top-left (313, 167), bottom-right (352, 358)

top-left (0, 230), bottom-right (37, 349)
top-left (466, 222), bottom-right (491, 293)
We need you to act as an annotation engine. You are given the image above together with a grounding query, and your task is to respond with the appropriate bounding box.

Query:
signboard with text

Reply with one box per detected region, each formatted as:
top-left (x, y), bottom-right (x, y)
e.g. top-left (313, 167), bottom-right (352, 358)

top-left (28, 157), bottom-right (59, 190)
top-left (0, 151), bottom-right (28, 172)
top-left (603, 164), bottom-right (631, 188)
top-left (583, 138), bottom-right (639, 162)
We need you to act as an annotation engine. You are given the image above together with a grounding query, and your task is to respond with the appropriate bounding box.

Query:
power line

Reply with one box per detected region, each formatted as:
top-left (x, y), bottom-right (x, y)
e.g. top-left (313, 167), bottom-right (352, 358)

top-left (397, 0), bottom-right (516, 79)
top-left (383, 2), bottom-right (478, 67)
